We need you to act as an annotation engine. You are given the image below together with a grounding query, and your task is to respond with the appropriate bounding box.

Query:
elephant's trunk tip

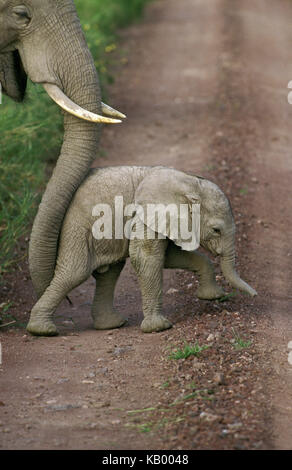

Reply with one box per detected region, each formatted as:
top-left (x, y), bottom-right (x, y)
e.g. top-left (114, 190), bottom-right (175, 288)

top-left (220, 257), bottom-right (257, 298)
top-left (246, 285), bottom-right (257, 297)
top-left (230, 279), bottom-right (257, 298)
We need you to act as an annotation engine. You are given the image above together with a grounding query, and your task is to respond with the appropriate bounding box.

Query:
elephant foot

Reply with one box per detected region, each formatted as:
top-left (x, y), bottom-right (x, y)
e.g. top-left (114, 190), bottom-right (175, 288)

top-left (196, 284), bottom-right (225, 300)
top-left (141, 315), bottom-right (172, 333)
top-left (26, 317), bottom-right (58, 337)
top-left (93, 311), bottom-right (127, 330)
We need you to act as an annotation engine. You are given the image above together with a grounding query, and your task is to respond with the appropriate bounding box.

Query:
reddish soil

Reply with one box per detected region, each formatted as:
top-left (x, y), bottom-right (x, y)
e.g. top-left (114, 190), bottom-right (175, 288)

top-left (1, 0), bottom-right (292, 450)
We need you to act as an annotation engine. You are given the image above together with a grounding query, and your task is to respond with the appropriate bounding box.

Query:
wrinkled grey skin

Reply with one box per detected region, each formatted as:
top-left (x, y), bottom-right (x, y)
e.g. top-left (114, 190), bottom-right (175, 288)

top-left (27, 166), bottom-right (257, 336)
top-left (0, 0), bottom-right (102, 298)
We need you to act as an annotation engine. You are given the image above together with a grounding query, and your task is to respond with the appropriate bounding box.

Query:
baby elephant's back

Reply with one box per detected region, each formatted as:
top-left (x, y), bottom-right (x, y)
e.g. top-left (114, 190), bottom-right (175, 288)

top-left (68, 166), bottom-right (148, 225)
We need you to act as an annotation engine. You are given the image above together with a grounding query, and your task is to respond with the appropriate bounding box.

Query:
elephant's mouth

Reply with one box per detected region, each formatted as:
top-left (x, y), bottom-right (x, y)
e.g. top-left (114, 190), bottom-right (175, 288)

top-left (1, 50), bottom-right (125, 124)
top-left (42, 83), bottom-right (126, 124)
top-left (0, 50), bottom-right (27, 102)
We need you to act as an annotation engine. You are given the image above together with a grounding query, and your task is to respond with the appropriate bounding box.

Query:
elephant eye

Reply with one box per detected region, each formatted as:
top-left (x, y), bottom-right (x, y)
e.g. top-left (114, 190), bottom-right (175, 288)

top-left (12, 5), bottom-right (31, 24)
top-left (213, 227), bottom-right (221, 235)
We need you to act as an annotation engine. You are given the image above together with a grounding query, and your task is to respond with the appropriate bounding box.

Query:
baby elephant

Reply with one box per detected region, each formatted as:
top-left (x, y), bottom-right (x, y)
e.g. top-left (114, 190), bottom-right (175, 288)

top-left (27, 166), bottom-right (257, 336)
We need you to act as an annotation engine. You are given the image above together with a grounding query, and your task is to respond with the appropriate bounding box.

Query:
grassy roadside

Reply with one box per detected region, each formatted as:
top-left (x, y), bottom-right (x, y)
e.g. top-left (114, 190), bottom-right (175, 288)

top-left (0, 0), bottom-right (150, 278)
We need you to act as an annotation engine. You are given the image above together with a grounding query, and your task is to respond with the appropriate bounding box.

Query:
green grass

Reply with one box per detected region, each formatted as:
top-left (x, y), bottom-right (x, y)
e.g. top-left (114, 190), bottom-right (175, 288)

top-left (0, 300), bottom-right (25, 328)
top-left (178, 389), bottom-right (215, 403)
top-left (168, 342), bottom-right (210, 360)
top-left (76, 0), bottom-right (151, 86)
top-left (231, 328), bottom-right (252, 350)
top-left (0, 0), bottom-right (150, 278)
top-left (239, 186), bottom-right (249, 195)
top-left (0, 85), bottom-right (63, 274)
top-left (160, 380), bottom-right (170, 389)
top-left (217, 290), bottom-right (237, 302)
top-left (127, 406), bottom-right (157, 414)
top-left (125, 416), bottom-right (185, 434)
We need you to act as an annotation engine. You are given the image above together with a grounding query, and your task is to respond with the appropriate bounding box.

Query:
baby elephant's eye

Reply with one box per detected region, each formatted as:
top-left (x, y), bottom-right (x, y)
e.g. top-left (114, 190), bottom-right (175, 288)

top-left (213, 227), bottom-right (221, 234)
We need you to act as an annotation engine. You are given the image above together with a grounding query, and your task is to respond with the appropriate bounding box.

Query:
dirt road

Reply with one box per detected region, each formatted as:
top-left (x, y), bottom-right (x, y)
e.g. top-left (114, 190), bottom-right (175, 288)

top-left (1, 0), bottom-right (292, 450)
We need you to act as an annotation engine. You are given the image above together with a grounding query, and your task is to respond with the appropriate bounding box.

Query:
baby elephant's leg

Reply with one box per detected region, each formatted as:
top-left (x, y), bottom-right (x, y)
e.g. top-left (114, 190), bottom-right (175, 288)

top-left (129, 237), bottom-right (172, 333)
top-left (91, 261), bottom-right (127, 330)
top-left (165, 243), bottom-right (224, 300)
top-left (27, 227), bottom-right (93, 336)
top-left (27, 265), bottom-right (92, 336)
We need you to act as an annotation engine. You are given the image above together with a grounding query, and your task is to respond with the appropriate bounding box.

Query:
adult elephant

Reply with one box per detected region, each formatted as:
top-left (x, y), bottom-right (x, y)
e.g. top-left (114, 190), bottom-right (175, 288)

top-left (0, 0), bottom-right (125, 298)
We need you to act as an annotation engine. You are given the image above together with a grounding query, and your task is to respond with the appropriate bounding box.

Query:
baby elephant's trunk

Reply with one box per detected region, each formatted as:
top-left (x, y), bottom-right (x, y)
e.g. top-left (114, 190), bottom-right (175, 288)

top-left (220, 256), bottom-right (257, 297)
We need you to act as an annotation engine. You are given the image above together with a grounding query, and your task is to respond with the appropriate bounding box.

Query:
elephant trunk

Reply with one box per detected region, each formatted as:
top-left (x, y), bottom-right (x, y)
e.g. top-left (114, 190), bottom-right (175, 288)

top-left (28, 2), bottom-right (102, 298)
top-left (220, 254), bottom-right (257, 297)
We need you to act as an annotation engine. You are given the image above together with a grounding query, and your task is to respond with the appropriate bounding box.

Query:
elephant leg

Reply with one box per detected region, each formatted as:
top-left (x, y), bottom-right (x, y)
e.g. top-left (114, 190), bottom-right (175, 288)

top-left (26, 264), bottom-right (92, 336)
top-left (129, 238), bottom-right (172, 333)
top-left (27, 231), bottom-right (93, 336)
top-left (91, 261), bottom-right (127, 330)
top-left (165, 243), bottom-right (224, 300)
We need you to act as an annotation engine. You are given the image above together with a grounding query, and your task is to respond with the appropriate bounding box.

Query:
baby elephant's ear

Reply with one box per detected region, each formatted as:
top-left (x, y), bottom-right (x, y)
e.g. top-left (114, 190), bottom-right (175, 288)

top-left (134, 168), bottom-right (201, 251)
top-left (0, 51), bottom-right (27, 102)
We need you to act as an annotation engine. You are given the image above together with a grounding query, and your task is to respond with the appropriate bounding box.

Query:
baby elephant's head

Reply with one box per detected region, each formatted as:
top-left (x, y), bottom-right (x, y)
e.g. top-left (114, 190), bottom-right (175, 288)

top-left (134, 167), bottom-right (257, 297)
top-left (198, 178), bottom-right (257, 297)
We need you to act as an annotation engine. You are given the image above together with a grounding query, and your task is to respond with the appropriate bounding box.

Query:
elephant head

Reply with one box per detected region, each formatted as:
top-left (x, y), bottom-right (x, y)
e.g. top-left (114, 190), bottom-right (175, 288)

top-left (0, 0), bottom-right (125, 298)
top-left (134, 167), bottom-right (257, 297)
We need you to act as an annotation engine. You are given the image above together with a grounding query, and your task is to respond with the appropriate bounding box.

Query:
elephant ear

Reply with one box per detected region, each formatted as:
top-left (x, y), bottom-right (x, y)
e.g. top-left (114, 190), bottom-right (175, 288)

top-left (0, 51), bottom-right (27, 102)
top-left (134, 167), bottom-right (201, 251)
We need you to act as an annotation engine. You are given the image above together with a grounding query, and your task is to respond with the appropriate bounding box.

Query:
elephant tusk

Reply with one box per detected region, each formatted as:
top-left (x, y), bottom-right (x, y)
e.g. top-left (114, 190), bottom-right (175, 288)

top-left (101, 102), bottom-right (126, 119)
top-left (43, 83), bottom-right (122, 124)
